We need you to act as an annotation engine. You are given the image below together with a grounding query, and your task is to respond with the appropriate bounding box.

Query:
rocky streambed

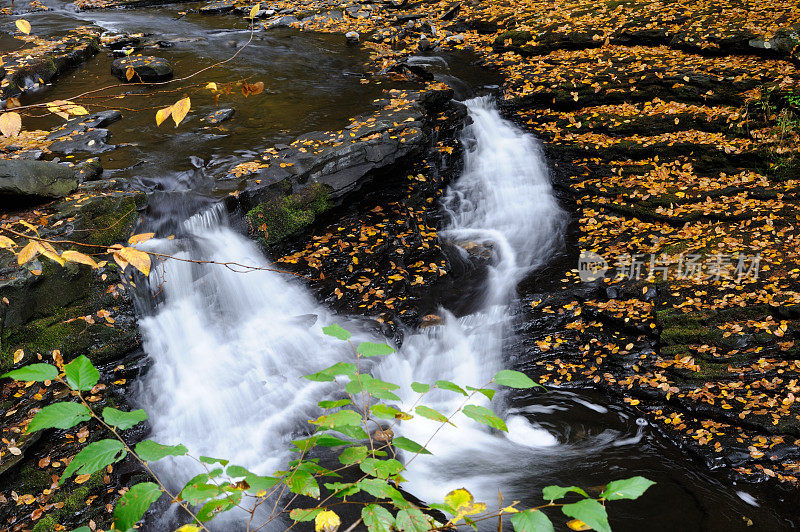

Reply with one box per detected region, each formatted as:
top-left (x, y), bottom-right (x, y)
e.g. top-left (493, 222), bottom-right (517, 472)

top-left (1, 0), bottom-right (800, 530)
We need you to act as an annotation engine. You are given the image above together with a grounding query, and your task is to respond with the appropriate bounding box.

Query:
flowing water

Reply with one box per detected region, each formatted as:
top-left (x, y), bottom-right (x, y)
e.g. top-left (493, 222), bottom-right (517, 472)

top-left (6, 5), bottom-right (798, 526)
top-left (134, 97), bottom-right (796, 530)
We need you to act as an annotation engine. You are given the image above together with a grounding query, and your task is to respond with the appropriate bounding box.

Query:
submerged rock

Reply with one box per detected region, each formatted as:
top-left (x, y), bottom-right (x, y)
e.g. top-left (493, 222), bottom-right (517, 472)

top-left (0, 159), bottom-right (78, 199)
top-left (111, 55), bottom-right (173, 82)
top-left (204, 108), bottom-right (235, 124)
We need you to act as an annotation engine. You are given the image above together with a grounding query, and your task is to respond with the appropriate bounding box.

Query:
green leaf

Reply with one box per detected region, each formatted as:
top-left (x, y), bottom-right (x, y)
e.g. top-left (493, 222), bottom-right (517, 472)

top-left (27, 402), bottom-right (92, 433)
top-left (358, 478), bottom-right (402, 499)
top-left (318, 399), bottom-right (351, 408)
top-left (494, 370), bottom-right (542, 389)
top-left (323, 323), bottom-right (351, 341)
top-left (510, 509), bottom-right (554, 532)
top-left (411, 382), bottom-right (430, 394)
top-left (70, 528), bottom-right (92, 532)
top-left (346, 375), bottom-right (401, 401)
top-left (360, 458), bottom-right (403, 479)
top-left (391, 436), bottom-right (431, 455)
top-left (225, 465), bottom-right (279, 493)
top-left (462, 404), bottom-right (507, 431)
top-left (370, 404), bottom-right (402, 420)
top-left (429, 502), bottom-right (456, 515)
top-left (286, 470), bottom-right (319, 498)
top-left (304, 362), bottom-right (357, 382)
top-left (357, 341), bottom-right (395, 357)
top-left (102, 407), bottom-right (147, 430)
top-left (316, 434), bottom-right (353, 447)
top-left (562, 499), bottom-right (611, 532)
top-left (113, 482), bottom-right (162, 531)
top-left (310, 409), bottom-right (363, 429)
top-left (542, 485), bottom-right (589, 501)
top-left (334, 425), bottom-right (369, 440)
top-left (395, 508), bottom-right (430, 532)
top-left (435, 380), bottom-right (467, 396)
top-left (64, 355), bottom-right (100, 391)
top-left (134, 440), bottom-right (188, 461)
top-left (289, 508), bottom-right (322, 522)
top-left (415, 405), bottom-right (452, 425)
top-left (362, 504), bottom-right (395, 532)
top-left (325, 481), bottom-right (361, 498)
top-left (339, 445), bottom-right (369, 465)
top-left (180, 474), bottom-right (219, 505)
top-left (197, 492), bottom-right (241, 521)
top-left (2, 363), bottom-right (58, 382)
top-left (199, 456), bottom-right (229, 466)
top-left (61, 439), bottom-right (126, 484)
top-left (467, 386), bottom-right (496, 400)
top-left (601, 476), bottom-right (655, 501)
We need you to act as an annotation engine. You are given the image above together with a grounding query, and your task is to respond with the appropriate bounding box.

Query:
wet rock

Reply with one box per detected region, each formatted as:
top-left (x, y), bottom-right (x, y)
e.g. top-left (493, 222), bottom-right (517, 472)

top-left (267, 15), bottom-right (300, 28)
top-left (199, 0), bottom-right (237, 14)
top-left (346, 31), bottom-right (360, 45)
top-left (372, 428), bottom-right (394, 442)
top-left (75, 158), bottom-right (103, 181)
top-left (418, 35), bottom-right (433, 51)
top-left (0, 29), bottom-right (100, 100)
top-left (111, 56), bottom-right (173, 82)
top-left (100, 32), bottom-right (143, 50)
top-left (455, 240), bottom-right (494, 260)
top-left (47, 110), bottom-right (122, 141)
top-left (385, 61), bottom-right (435, 81)
top-left (419, 314), bottom-right (444, 328)
top-left (204, 108), bottom-right (235, 124)
top-left (0, 159), bottom-right (78, 199)
top-left (49, 128), bottom-right (113, 155)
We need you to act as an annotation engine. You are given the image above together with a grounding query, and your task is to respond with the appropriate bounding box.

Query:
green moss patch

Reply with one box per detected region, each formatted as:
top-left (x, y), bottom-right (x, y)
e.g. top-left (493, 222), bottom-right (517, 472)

top-left (247, 183), bottom-right (331, 245)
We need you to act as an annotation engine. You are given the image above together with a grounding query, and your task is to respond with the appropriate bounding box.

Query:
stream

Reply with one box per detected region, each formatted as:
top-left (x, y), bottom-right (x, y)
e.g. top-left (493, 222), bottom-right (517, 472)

top-left (7, 2), bottom-right (799, 530)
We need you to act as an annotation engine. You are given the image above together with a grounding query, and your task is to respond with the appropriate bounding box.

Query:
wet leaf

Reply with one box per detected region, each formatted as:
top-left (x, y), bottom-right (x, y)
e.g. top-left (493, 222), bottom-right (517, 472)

top-left (28, 402), bottom-right (92, 432)
top-left (102, 407), bottom-right (148, 429)
top-left (171, 97), bottom-right (191, 126)
top-left (0, 112), bottom-right (22, 138)
top-left (61, 250), bottom-right (99, 268)
top-left (64, 355), bottom-right (100, 391)
top-left (61, 439), bottom-right (126, 484)
top-left (15, 19), bottom-right (31, 34)
top-left (114, 482), bottom-right (162, 531)
top-left (2, 363), bottom-right (58, 382)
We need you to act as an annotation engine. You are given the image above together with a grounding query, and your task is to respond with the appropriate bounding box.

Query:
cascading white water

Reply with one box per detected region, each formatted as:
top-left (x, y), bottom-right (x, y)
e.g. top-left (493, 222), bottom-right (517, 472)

top-left (374, 96), bottom-right (566, 502)
top-left (137, 96), bottom-right (565, 528)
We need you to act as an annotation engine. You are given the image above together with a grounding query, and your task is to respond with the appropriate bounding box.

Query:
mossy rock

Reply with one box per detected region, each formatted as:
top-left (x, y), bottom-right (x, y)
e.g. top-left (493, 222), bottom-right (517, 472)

top-left (247, 183), bottom-right (331, 245)
top-left (494, 30), bottom-right (533, 48)
top-left (32, 516), bottom-right (58, 532)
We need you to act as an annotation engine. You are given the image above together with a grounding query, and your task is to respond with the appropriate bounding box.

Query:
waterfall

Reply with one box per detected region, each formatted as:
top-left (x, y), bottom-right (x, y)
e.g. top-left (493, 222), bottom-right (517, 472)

top-left (374, 96), bottom-right (566, 502)
top-left (136, 96), bottom-right (566, 528)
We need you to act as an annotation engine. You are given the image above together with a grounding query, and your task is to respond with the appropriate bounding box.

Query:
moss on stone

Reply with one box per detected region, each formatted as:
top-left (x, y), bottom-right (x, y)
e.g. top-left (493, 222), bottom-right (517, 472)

top-left (494, 30), bottom-right (533, 47)
top-left (247, 183), bottom-right (331, 245)
top-left (32, 516), bottom-right (58, 532)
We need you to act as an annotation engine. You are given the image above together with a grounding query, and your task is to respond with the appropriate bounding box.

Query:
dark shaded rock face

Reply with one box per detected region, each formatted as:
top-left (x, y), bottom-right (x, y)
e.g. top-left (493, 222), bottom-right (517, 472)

top-left (111, 56), bottom-right (173, 82)
top-left (47, 110), bottom-right (122, 155)
top-left (0, 160), bottom-right (78, 199)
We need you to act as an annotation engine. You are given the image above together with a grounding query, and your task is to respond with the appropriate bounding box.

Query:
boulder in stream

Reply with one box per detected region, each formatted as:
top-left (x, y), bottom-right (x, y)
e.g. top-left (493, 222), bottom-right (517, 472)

top-left (0, 159), bottom-right (78, 199)
top-left (204, 108), bottom-right (235, 125)
top-left (111, 56), bottom-right (173, 82)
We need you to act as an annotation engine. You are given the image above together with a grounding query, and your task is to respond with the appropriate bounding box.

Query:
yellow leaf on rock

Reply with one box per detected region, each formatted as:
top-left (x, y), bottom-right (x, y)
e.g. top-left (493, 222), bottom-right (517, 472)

top-left (13, 349), bottom-right (24, 364)
top-left (0, 235), bottom-right (15, 249)
top-left (18, 240), bottom-right (40, 265)
top-left (171, 97), bottom-right (191, 127)
top-left (174, 526), bottom-right (201, 532)
top-left (314, 510), bottom-right (340, 532)
top-left (62, 250), bottom-right (99, 268)
top-left (0, 112), bottom-right (22, 138)
top-left (15, 19), bottom-right (31, 34)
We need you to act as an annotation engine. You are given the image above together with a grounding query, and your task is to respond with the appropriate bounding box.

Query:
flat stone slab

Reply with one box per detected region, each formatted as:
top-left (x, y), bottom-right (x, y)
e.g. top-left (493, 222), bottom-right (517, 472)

top-left (111, 56), bottom-right (173, 82)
